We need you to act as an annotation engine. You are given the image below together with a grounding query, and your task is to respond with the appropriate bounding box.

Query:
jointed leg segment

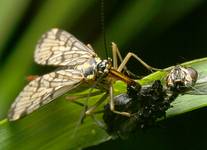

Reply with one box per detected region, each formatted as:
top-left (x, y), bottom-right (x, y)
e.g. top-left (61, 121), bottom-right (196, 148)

top-left (108, 42), bottom-right (163, 117)
top-left (85, 93), bottom-right (108, 115)
top-left (111, 42), bottom-right (161, 72)
top-left (72, 42), bottom-right (162, 120)
top-left (109, 83), bottom-right (131, 117)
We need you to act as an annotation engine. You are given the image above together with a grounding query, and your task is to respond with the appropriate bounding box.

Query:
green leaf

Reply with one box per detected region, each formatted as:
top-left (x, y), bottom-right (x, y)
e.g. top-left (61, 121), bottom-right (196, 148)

top-left (0, 57), bottom-right (207, 150)
top-left (141, 57), bottom-right (207, 118)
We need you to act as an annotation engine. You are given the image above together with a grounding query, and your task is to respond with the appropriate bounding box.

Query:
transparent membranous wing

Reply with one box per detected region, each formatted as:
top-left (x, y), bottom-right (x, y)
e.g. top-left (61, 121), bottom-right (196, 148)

top-left (8, 69), bottom-right (84, 121)
top-left (35, 28), bottom-right (96, 66)
top-left (186, 74), bottom-right (207, 95)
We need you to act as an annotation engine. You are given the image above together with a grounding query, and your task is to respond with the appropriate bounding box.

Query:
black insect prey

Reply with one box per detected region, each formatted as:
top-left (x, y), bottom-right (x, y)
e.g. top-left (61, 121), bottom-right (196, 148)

top-left (103, 80), bottom-right (178, 138)
top-left (103, 65), bottom-right (198, 138)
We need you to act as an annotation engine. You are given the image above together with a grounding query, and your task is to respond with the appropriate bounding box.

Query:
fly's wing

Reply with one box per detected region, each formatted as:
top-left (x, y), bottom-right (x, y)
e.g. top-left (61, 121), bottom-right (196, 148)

top-left (8, 69), bottom-right (84, 121)
top-left (186, 82), bottom-right (207, 95)
top-left (35, 28), bottom-right (97, 66)
top-left (185, 76), bottom-right (207, 95)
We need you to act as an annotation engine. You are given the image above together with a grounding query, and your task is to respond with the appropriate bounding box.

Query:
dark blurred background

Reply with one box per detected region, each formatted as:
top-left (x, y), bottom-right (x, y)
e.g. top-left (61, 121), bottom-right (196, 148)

top-left (0, 0), bottom-right (207, 149)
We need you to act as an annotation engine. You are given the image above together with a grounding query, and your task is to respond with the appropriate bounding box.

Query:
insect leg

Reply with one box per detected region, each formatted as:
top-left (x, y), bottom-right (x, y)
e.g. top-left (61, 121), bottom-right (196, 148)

top-left (109, 83), bottom-right (131, 117)
top-left (112, 42), bottom-right (160, 78)
top-left (69, 93), bottom-right (106, 127)
top-left (111, 42), bottom-right (139, 78)
top-left (85, 93), bottom-right (108, 115)
top-left (111, 42), bottom-right (124, 70)
top-left (90, 114), bottom-right (106, 129)
top-left (66, 90), bottom-right (103, 103)
top-left (117, 52), bottom-right (162, 72)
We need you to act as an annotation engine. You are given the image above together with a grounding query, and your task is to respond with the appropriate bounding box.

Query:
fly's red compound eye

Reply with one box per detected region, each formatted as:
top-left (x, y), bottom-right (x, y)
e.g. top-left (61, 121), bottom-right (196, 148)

top-left (186, 67), bottom-right (198, 84)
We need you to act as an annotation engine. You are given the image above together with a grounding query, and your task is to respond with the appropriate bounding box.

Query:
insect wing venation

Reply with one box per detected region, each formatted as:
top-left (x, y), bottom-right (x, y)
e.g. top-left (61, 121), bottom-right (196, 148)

top-left (35, 28), bottom-right (96, 66)
top-left (8, 69), bottom-right (84, 121)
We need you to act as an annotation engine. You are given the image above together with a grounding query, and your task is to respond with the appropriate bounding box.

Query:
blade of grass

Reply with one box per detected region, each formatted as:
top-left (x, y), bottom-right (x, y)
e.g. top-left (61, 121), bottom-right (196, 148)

top-left (0, 57), bottom-right (207, 149)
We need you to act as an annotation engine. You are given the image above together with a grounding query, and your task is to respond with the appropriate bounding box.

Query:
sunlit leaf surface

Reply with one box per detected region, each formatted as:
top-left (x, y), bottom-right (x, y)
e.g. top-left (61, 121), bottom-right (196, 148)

top-left (1, 57), bottom-right (207, 149)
